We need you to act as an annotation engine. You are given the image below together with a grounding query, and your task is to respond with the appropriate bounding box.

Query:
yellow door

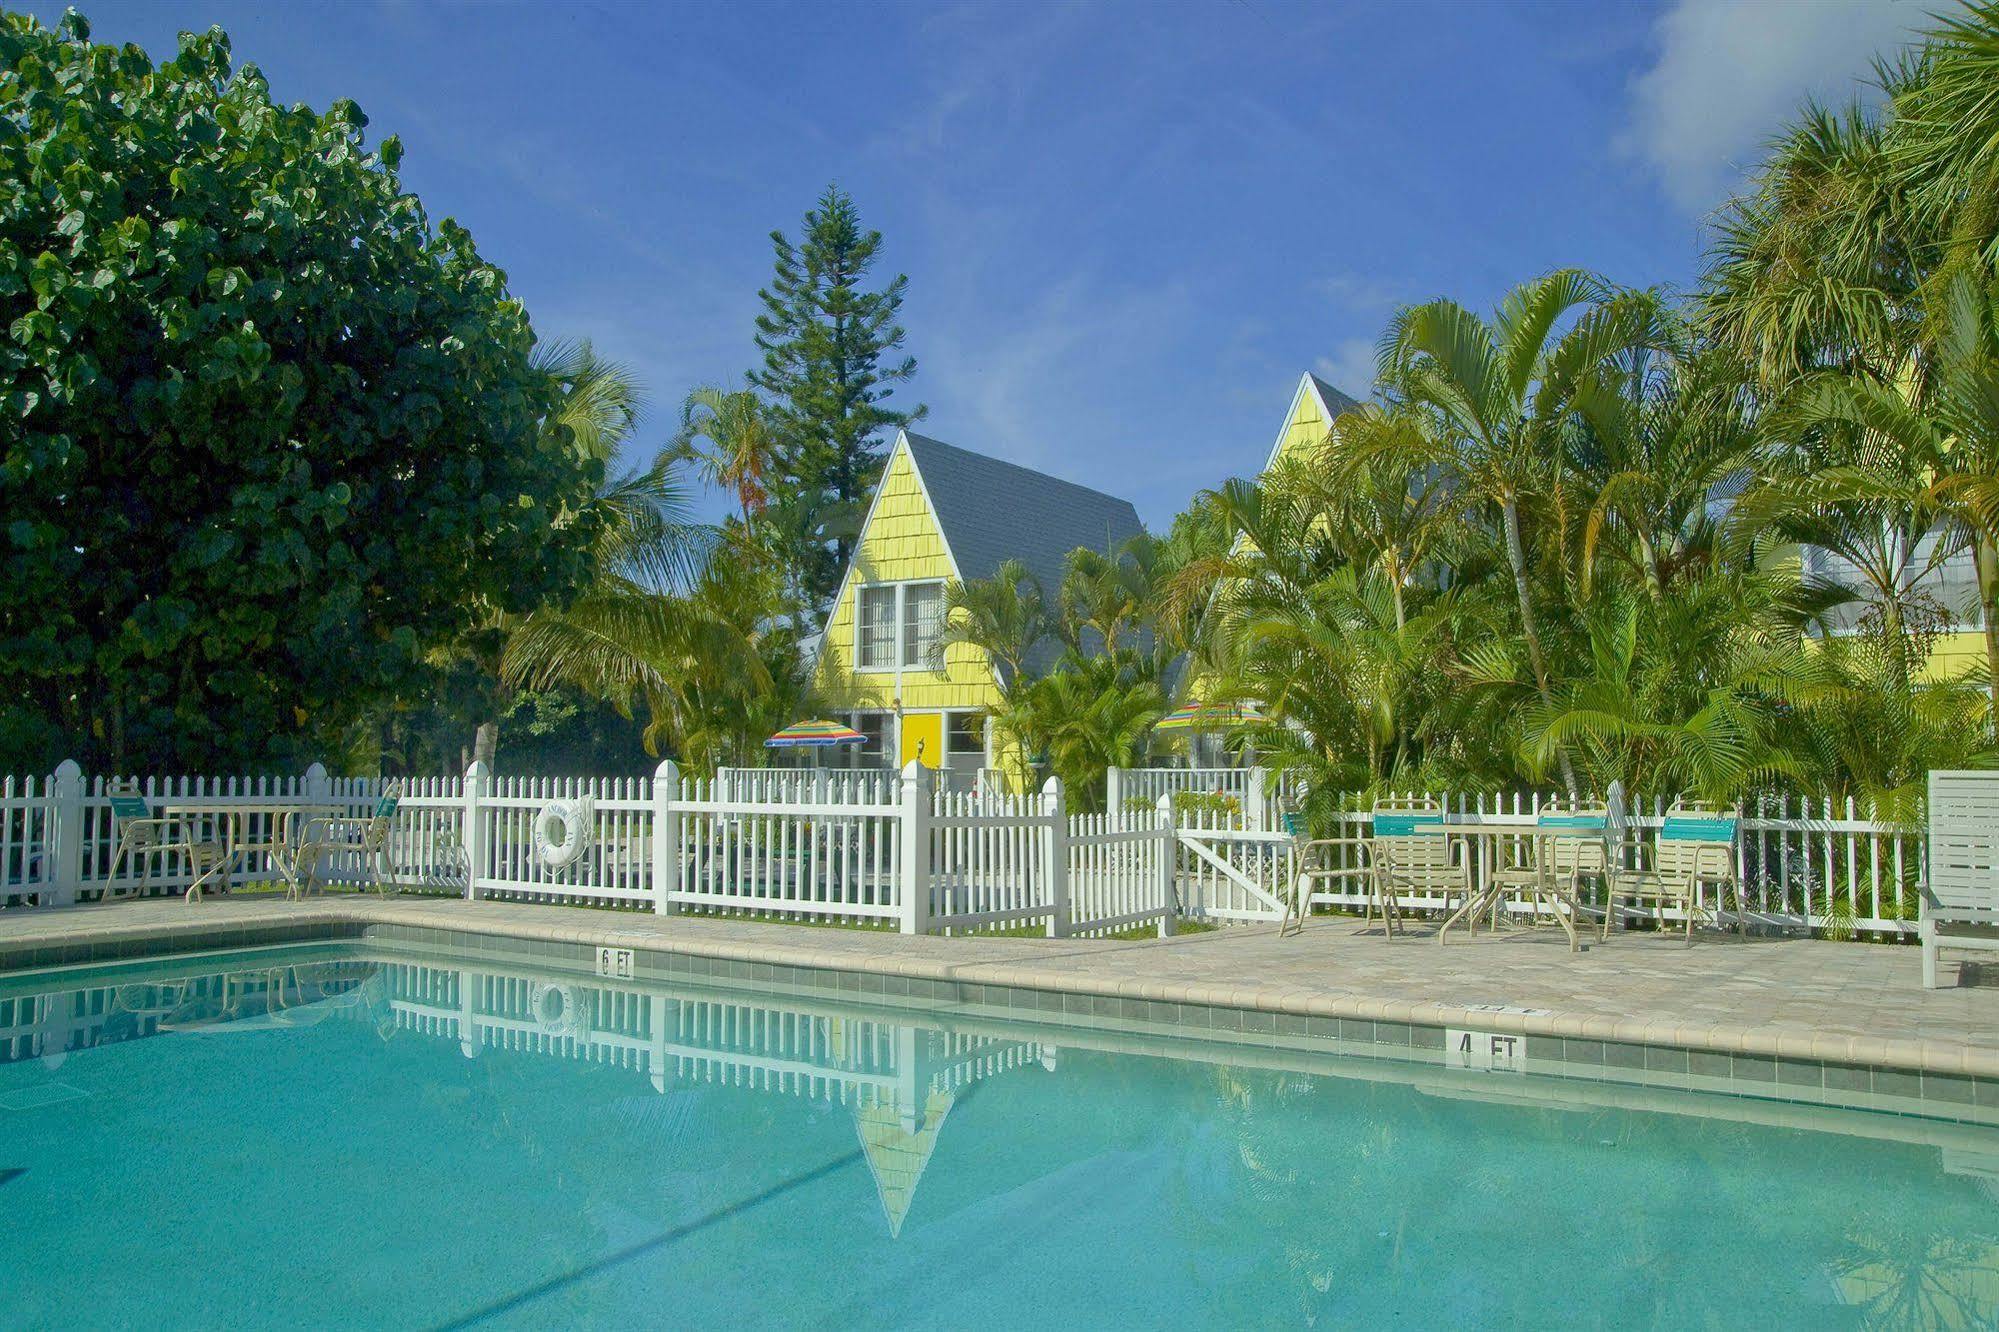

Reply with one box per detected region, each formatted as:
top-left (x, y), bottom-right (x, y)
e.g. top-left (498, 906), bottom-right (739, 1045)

top-left (900, 712), bottom-right (942, 769)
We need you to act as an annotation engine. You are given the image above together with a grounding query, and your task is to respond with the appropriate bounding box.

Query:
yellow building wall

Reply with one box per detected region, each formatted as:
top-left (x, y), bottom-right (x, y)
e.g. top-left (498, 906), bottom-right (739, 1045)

top-left (1924, 630), bottom-right (1989, 682)
top-left (1268, 384), bottom-right (1331, 470)
top-left (813, 444), bottom-right (1003, 715)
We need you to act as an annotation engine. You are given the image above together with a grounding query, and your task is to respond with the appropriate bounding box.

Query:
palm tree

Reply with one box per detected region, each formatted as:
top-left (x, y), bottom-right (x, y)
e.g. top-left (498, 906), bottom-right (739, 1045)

top-left (1703, 91), bottom-right (1930, 392)
top-left (1381, 271), bottom-right (1668, 788)
top-left (1762, 273), bottom-right (1999, 725)
top-left (501, 528), bottom-right (804, 771)
top-left (672, 386), bottom-right (780, 522)
top-left (1312, 404), bottom-right (1457, 630)
top-left (1019, 662), bottom-right (1165, 811)
top-left (1569, 342), bottom-right (1758, 606)
top-left (467, 342), bottom-right (705, 769)
top-left (1888, 2), bottom-right (1999, 275)
top-left (934, 559), bottom-right (1052, 687)
top-left (1512, 570), bottom-right (1831, 800)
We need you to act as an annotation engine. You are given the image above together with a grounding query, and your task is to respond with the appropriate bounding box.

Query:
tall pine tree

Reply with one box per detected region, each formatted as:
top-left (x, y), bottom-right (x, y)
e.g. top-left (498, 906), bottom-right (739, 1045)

top-left (750, 186), bottom-right (922, 618)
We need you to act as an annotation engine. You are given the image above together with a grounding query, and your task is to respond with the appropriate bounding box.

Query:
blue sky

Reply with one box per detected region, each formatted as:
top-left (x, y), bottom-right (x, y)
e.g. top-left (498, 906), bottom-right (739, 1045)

top-left (32, 0), bottom-right (1925, 525)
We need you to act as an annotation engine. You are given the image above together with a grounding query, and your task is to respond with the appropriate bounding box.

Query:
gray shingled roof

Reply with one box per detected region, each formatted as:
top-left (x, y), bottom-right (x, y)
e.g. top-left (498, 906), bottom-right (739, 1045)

top-left (902, 431), bottom-right (1146, 596)
top-left (1308, 371), bottom-right (1360, 419)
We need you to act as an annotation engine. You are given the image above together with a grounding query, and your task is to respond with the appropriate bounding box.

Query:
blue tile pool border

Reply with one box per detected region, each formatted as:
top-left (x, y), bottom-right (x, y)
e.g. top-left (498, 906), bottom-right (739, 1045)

top-left (347, 921), bottom-right (1999, 1130)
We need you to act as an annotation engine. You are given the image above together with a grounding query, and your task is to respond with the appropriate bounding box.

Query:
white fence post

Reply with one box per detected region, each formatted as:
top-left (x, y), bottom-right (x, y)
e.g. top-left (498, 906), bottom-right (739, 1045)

top-left (652, 759), bottom-right (680, 915)
top-left (47, 758), bottom-right (83, 908)
top-left (462, 760), bottom-right (490, 902)
top-left (1156, 792), bottom-right (1177, 936)
top-left (1043, 775), bottom-right (1070, 938)
top-left (1105, 766), bottom-right (1124, 829)
top-left (302, 760), bottom-right (331, 810)
top-left (898, 760), bottom-right (933, 935)
top-left (1246, 766), bottom-right (1270, 830)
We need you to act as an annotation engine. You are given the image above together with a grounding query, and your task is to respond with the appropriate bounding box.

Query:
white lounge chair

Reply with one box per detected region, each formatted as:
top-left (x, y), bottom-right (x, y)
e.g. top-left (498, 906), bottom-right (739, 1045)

top-left (1923, 770), bottom-right (1999, 989)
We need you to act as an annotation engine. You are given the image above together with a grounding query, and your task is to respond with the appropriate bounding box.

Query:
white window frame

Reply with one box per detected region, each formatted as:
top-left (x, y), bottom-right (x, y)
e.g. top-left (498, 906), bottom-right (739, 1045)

top-left (852, 579), bottom-right (946, 675)
top-left (855, 585), bottom-right (898, 671)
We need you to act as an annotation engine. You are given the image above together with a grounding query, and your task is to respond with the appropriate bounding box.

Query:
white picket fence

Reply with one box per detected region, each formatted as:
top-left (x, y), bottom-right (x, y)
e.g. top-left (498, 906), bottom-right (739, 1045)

top-left (712, 765), bottom-right (1006, 805)
top-left (1, 762), bottom-right (383, 907)
top-left (1166, 787), bottom-right (1931, 937)
top-left (1, 760), bottom-right (1176, 939)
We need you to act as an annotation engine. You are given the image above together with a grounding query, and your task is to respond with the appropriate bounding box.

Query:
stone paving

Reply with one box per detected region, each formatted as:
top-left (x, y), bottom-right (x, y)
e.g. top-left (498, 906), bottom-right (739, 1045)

top-left (3, 894), bottom-right (1996, 1075)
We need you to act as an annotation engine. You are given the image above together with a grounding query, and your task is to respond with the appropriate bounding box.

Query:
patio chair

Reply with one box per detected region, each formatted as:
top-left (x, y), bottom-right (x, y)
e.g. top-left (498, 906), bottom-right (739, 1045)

top-left (1601, 801), bottom-right (1744, 945)
top-left (1366, 798), bottom-right (1472, 938)
top-left (292, 789), bottom-right (401, 898)
top-left (102, 788), bottom-right (163, 900)
top-left (1277, 809), bottom-right (1370, 936)
top-left (1922, 770), bottom-right (1999, 989)
top-left (1441, 800), bottom-right (1608, 951)
top-left (102, 786), bottom-right (226, 901)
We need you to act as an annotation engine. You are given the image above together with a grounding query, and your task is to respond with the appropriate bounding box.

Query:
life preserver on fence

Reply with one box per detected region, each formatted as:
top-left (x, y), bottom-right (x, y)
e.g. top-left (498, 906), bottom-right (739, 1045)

top-left (527, 981), bottom-right (589, 1039)
top-left (532, 798), bottom-right (593, 871)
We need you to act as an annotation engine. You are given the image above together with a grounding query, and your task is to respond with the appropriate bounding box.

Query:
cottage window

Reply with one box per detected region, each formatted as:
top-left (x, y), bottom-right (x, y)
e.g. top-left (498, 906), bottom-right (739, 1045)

top-left (903, 583), bottom-right (945, 668)
top-left (857, 587), bottom-right (897, 669)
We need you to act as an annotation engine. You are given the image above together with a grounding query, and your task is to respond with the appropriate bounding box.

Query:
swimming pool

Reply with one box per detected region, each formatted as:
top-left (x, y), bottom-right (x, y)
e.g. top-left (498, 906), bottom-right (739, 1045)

top-left (4, 938), bottom-right (1997, 1328)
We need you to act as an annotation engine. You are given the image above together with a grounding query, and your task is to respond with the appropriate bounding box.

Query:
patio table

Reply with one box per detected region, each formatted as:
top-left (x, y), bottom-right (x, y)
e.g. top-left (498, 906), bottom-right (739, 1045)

top-left (1437, 823), bottom-right (1599, 947)
top-left (151, 802), bottom-right (341, 902)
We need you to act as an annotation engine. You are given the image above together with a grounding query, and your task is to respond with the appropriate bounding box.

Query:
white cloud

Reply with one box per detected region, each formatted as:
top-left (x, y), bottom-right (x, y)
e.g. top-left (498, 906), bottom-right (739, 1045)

top-left (1624, 0), bottom-right (1919, 213)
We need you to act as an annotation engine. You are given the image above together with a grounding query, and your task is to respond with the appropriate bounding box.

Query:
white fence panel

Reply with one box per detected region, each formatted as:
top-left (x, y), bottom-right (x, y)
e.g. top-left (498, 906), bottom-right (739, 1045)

top-left (672, 773), bottom-right (904, 924)
top-left (0, 775), bottom-right (53, 907)
top-left (928, 787), bottom-right (1055, 934)
top-left (1068, 801), bottom-right (1176, 938)
top-left (0, 758), bottom-right (1934, 941)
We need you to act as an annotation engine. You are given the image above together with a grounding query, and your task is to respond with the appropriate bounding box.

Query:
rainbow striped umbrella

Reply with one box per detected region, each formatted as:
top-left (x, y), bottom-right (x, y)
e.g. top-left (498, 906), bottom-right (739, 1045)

top-left (765, 719), bottom-right (867, 748)
top-left (1154, 701), bottom-right (1266, 732)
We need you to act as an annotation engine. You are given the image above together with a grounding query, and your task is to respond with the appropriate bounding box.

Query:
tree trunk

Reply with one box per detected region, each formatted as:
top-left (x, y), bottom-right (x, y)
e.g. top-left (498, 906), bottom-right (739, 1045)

top-left (472, 721), bottom-right (497, 770)
top-left (1978, 537), bottom-right (1999, 736)
top-left (1503, 498), bottom-right (1579, 793)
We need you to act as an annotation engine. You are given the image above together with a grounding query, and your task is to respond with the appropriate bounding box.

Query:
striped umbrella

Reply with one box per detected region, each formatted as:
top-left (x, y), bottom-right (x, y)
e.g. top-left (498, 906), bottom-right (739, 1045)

top-left (765, 719), bottom-right (868, 748)
top-left (1154, 701), bottom-right (1266, 732)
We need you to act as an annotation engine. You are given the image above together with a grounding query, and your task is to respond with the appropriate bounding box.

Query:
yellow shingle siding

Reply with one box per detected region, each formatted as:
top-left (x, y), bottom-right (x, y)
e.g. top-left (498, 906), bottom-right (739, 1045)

top-left (1268, 382), bottom-right (1330, 470)
top-left (814, 443), bottom-right (1003, 715)
top-left (1924, 631), bottom-right (1990, 682)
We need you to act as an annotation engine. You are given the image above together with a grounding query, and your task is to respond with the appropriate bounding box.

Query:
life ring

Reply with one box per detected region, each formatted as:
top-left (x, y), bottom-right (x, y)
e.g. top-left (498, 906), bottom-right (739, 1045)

top-left (528, 981), bottom-right (589, 1039)
top-left (532, 798), bottom-right (593, 871)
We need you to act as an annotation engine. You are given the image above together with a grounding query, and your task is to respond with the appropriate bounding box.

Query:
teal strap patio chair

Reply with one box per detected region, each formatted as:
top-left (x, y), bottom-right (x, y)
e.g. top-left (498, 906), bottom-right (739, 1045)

top-left (1277, 809), bottom-right (1370, 937)
top-left (103, 790), bottom-right (162, 899)
top-left (293, 789), bottom-right (401, 899)
top-left (1367, 800), bottom-right (1471, 939)
top-left (1602, 803), bottom-right (1744, 945)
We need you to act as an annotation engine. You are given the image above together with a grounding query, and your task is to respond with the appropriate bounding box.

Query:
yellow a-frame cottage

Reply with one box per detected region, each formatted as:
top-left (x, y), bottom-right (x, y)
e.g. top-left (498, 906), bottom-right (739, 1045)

top-left (812, 430), bottom-right (1146, 785)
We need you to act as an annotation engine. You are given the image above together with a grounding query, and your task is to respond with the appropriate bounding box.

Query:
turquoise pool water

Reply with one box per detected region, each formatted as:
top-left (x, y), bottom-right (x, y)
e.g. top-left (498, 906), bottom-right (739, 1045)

top-left (3, 944), bottom-right (1997, 1329)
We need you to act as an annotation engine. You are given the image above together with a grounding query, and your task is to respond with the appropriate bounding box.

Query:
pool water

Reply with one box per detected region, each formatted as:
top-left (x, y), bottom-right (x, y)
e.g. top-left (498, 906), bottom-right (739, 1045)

top-left (3, 944), bottom-right (1997, 1329)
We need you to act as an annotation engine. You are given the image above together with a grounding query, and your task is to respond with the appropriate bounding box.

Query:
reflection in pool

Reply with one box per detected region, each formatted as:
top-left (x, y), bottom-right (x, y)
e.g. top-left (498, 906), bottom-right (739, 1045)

top-left (3, 944), bottom-right (1998, 1329)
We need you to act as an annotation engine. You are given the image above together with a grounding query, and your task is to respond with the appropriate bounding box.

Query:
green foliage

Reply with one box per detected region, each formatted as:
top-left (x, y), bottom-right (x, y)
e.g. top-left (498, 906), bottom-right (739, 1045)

top-left (501, 526), bottom-right (811, 774)
top-left (0, 11), bottom-right (601, 772)
top-left (749, 186), bottom-right (922, 617)
top-left (942, 533), bottom-right (1221, 808)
